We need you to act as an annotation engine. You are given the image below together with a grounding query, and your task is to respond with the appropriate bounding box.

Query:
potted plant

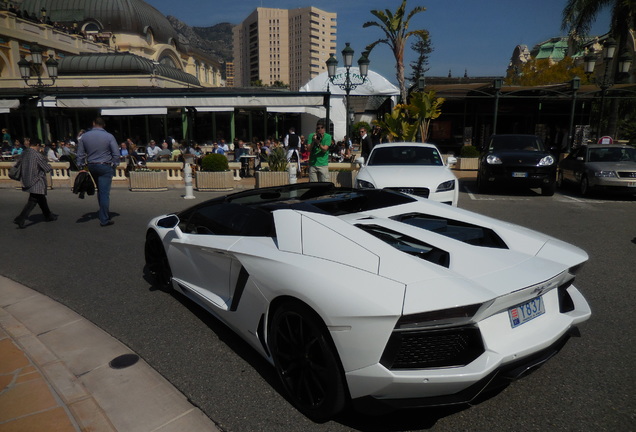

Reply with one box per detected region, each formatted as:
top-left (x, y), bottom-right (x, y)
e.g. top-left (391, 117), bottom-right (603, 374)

top-left (196, 153), bottom-right (233, 191)
top-left (256, 146), bottom-right (289, 188)
top-left (129, 166), bottom-right (168, 191)
top-left (457, 145), bottom-right (480, 170)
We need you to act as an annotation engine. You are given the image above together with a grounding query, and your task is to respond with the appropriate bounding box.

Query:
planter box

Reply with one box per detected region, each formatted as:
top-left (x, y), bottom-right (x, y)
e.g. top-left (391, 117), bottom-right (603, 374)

top-left (195, 171), bottom-right (233, 191)
top-left (329, 170), bottom-right (357, 188)
top-left (255, 171), bottom-right (289, 188)
top-left (129, 171), bottom-right (168, 191)
top-left (456, 157), bottom-right (479, 170)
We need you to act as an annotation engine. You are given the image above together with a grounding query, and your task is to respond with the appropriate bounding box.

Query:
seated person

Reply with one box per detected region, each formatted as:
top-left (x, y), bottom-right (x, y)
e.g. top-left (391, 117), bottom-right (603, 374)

top-left (156, 142), bottom-right (172, 160)
top-left (145, 140), bottom-right (160, 161)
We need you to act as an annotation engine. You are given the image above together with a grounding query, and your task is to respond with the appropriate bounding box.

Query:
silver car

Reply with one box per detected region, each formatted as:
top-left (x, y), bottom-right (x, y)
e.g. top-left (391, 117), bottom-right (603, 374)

top-left (558, 144), bottom-right (636, 196)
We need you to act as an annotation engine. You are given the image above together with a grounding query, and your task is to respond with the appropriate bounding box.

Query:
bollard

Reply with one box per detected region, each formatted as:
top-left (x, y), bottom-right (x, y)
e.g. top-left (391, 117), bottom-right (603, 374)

top-left (288, 162), bottom-right (297, 184)
top-left (183, 162), bottom-right (195, 199)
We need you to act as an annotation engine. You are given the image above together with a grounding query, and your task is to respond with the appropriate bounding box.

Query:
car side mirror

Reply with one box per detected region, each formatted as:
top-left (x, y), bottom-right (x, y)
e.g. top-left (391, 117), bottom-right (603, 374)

top-left (576, 156), bottom-right (584, 161)
top-left (446, 156), bottom-right (458, 165)
top-left (355, 156), bottom-right (365, 165)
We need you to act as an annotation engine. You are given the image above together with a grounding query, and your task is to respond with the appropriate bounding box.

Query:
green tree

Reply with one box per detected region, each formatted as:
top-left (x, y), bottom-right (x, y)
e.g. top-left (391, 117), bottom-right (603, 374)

top-left (363, 0), bottom-right (428, 103)
top-left (407, 31), bottom-right (432, 85)
top-left (373, 90), bottom-right (444, 142)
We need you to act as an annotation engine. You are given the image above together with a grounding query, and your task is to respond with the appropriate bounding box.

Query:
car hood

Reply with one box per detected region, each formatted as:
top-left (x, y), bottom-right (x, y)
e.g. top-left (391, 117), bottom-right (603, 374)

top-left (358, 165), bottom-right (456, 187)
top-left (584, 161), bottom-right (636, 171)
top-left (489, 150), bottom-right (553, 165)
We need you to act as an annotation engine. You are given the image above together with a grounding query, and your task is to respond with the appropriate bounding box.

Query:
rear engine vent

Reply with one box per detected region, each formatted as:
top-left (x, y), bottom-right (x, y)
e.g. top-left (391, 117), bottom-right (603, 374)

top-left (380, 326), bottom-right (484, 369)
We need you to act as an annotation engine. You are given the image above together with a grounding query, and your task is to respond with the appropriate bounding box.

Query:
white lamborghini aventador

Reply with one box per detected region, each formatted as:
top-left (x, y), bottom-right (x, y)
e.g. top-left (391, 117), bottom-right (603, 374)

top-left (145, 182), bottom-right (591, 422)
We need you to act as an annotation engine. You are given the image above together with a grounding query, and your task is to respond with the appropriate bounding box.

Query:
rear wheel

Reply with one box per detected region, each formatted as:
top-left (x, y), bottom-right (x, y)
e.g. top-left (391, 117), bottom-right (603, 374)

top-left (269, 301), bottom-right (347, 422)
top-left (144, 230), bottom-right (173, 291)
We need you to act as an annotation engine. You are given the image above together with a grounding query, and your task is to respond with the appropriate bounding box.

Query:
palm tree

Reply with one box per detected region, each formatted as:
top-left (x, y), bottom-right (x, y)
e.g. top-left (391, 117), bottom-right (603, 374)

top-left (561, 0), bottom-right (635, 138)
top-left (561, 0), bottom-right (635, 43)
top-left (363, 0), bottom-right (428, 103)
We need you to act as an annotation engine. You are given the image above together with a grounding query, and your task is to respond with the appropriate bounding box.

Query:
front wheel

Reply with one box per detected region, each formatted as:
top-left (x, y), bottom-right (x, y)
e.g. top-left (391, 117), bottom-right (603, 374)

top-left (579, 175), bottom-right (590, 196)
top-left (541, 182), bottom-right (556, 196)
top-left (269, 301), bottom-right (347, 422)
top-left (144, 230), bottom-right (173, 291)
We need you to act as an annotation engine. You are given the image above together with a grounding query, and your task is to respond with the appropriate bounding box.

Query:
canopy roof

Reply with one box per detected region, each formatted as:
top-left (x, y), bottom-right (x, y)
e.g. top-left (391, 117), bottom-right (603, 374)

top-left (300, 67), bottom-right (399, 96)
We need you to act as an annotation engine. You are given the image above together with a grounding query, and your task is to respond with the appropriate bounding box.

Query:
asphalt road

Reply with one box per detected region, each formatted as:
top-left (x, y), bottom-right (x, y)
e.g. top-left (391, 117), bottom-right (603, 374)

top-left (0, 181), bottom-right (634, 431)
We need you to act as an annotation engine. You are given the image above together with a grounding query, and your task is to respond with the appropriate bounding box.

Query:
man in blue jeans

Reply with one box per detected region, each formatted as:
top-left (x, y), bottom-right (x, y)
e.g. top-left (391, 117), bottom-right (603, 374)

top-left (76, 117), bottom-right (120, 226)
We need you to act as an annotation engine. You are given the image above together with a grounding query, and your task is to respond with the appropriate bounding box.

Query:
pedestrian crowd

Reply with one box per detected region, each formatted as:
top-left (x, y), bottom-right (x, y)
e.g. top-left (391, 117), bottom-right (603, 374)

top-left (6, 119), bottom-right (382, 229)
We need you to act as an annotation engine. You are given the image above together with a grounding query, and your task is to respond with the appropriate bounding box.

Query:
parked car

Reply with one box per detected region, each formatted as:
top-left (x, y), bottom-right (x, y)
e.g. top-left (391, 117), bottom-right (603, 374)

top-left (145, 182), bottom-right (591, 421)
top-left (477, 134), bottom-right (557, 196)
top-left (354, 142), bottom-right (459, 206)
top-left (558, 144), bottom-right (636, 196)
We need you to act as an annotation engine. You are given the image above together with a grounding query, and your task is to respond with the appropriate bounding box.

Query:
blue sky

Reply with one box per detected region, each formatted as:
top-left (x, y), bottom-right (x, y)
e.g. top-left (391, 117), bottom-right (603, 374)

top-left (146, 0), bottom-right (612, 84)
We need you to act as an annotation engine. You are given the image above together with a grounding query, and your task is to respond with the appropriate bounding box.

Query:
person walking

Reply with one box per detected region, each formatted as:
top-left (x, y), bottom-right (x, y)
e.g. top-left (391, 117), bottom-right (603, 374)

top-left (284, 127), bottom-right (301, 169)
top-left (13, 138), bottom-right (57, 229)
top-left (359, 126), bottom-right (373, 162)
top-left (307, 121), bottom-right (331, 182)
top-left (76, 117), bottom-right (120, 227)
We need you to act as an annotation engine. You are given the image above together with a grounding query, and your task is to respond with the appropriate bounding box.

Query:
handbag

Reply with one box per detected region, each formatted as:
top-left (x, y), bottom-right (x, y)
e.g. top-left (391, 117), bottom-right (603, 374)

top-left (8, 161), bottom-right (21, 181)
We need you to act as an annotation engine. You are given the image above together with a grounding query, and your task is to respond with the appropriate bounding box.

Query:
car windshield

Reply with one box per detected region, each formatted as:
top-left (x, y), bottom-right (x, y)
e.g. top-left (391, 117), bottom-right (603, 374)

top-left (368, 146), bottom-right (443, 166)
top-left (587, 146), bottom-right (636, 163)
top-left (489, 136), bottom-right (544, 152)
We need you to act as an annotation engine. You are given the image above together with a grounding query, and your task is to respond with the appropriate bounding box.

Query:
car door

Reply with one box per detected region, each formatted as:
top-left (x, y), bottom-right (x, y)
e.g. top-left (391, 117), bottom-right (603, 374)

top-left (168, 202), bottom-right (242, 310)
top-left (562, 146), bottom-right (586, 183)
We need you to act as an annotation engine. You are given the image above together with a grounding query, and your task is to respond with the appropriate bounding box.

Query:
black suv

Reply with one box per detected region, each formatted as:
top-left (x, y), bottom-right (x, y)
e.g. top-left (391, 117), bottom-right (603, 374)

top-left (476, 134), bottom-right (557, 196)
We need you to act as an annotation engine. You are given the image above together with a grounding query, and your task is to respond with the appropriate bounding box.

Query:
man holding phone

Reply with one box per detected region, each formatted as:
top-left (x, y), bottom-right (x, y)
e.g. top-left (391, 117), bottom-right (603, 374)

top-left (307, 120), bottom-right (331, 182)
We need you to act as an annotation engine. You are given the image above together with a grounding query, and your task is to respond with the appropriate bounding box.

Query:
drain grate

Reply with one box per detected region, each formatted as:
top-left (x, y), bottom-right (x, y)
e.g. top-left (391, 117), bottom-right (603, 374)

top-left (109, 354), bottom-right (140, 369)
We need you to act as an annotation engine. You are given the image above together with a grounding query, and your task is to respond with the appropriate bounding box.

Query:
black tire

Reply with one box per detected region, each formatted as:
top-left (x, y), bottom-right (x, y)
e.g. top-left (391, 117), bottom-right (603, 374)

top-left (579, 175), bottom-right (590, 196)
top-left (268, 300), bottom-right (347, 422)
top-left (476, 173), bottom-right (489, 194)
top-left (541, 182), bottom-right (556, 196)
top-left (144, 230), bottom-right (173, 291)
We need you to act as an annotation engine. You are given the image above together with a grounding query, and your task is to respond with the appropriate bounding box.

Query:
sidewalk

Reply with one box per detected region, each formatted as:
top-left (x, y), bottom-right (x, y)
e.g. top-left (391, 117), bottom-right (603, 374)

top-left (0, 276), bottom-right (220, 432)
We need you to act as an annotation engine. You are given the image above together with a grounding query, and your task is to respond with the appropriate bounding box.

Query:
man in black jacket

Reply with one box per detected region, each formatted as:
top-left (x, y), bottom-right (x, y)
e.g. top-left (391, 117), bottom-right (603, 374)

top-left (360, 126), bottom-right (373, 162)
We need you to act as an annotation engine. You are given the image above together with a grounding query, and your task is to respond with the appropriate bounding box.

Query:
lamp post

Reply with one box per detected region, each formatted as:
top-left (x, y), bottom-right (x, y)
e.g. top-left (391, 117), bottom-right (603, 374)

top-left (584, 37), bottom-right (633, 137)
top-left (326, 42), bottom-right (370, 139)
top-left (18, 43), bottom-right (58, 143)
top-left (567, 76), bottom-right (581, 152)
top-left (492, 78), bottom-right (503, 135)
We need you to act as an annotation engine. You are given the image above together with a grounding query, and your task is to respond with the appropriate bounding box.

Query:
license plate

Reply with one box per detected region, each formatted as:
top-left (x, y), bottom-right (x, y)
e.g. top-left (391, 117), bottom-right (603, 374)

top-left (509, 296), bottom-right (544, 328)
top-left (628, 182), bottom-right (636, 187)
top-left (512, 172), bottom-right (528, 178)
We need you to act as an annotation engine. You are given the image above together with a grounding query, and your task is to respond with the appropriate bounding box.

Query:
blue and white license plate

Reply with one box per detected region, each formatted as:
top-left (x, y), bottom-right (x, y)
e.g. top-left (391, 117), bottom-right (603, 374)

top-left (512, 172), bottom-right (528, 178)
top-left (509, 296), bottom-right (544, 328)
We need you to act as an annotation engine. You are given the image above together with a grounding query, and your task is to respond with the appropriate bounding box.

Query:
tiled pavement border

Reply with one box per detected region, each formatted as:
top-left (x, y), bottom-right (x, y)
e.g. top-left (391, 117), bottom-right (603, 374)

top-left (0, 276), bottom-right (219, 432)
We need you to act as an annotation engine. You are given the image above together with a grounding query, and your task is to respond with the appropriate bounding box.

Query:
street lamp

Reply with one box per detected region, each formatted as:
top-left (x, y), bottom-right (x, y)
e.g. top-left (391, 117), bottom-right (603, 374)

top-left (492, 78), bottom-right (503, 135)
top-left (326, 42), bottom-right (370, 139)
top-left (567, 76), bottom-right (581, 151)
top-left (584, 37), bottom-right (632, 137)
top-left (17, 43), bottom-right (58, 143)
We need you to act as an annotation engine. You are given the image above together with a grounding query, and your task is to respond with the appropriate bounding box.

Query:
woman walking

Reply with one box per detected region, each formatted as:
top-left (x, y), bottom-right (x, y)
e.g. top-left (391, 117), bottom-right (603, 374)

top-left (13, 138), bottom-right (57, 228)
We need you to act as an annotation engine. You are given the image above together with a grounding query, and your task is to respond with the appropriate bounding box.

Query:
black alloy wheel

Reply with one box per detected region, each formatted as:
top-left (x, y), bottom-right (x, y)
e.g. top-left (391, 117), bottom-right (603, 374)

top-left (268, 301), bottom-right (347, 422)
top-left (144, 230), bottom-right (173, 291)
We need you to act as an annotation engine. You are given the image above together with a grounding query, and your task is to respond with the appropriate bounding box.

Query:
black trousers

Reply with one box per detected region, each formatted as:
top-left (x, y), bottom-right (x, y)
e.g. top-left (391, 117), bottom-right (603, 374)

top-left (16, 193), bottom-right (52, 222)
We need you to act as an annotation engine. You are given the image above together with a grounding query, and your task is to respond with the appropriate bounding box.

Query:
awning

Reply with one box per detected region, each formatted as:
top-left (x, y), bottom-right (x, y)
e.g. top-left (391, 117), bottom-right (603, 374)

top-left (196, 107), bottom-right (235, 112)
top-left (101, 107), bottom-right (168, 116)
top-left (0, 99), bottom-right (20, 113)
top-left (57, 95), bottom-right (325, 109)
